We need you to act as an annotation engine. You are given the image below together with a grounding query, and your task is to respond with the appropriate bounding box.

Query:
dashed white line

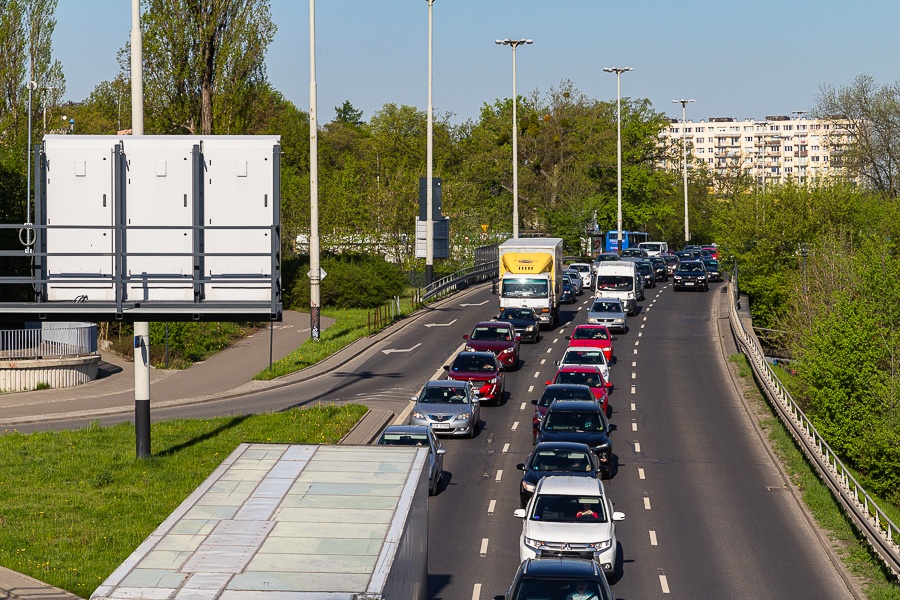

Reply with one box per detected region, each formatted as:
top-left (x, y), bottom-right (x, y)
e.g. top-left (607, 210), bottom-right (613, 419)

top-left (631, 372), bottom-right (636, 379)
top-left (640, 323), bottom-right (645, 328)
top-left (511, 421), bottom-right (519, 431)
top-left (540, 358), bottom-right (546, 365)
top-left (643, 316), bottom-right (648, 321)
top-left (495, 470), bottom-right (503, 482)
top-left (488, 500), bottom-right (496, 514)
top-left (528, 385), bottom-right (534, 393)
top-left (631, 402), bottom-right (636, 411)
top-left (546, 347), bottom-right (553, 353)
top-left (502, 443), bottom-right (510, 453)
top-left (520, 402), bottom-right (527, 410)
top-left (552, 337), bottom-right (559, 344)
top-left (638, 467), bottom-right (645, 479)
top-left (649, 530), bottom-right (658, 546)
top-left (644, 497), bottom-right (652, 510)
top-left (630, 385), bottom-right (636, 394)
top-left (635, 441), bottom-right (641, 453)
top-left (633, 349), bottom-right (638, 355)
top-left (533, 371), bottom-right (541, 378)
top-left (631, 361), bottom-right (637, 367)
top-left (659, 574), bottom-right (670, 593)
top-left (631, 422), bottom-right (637, 432)
top-left (558, 329), bottom-right (565, 335)
top-left (472, 583), bottom-right (482, 600)
top-left (480, 538), bottom-right (489, 556)
top-left (638, 332), bottom-right (643, 338)
top-left (634, 340), bottom-right (640, 346)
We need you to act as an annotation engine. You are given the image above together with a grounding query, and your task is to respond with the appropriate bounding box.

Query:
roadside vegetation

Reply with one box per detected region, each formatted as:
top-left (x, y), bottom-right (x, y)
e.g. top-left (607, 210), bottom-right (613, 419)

top-left (0, 403), bottom-right (367, 598)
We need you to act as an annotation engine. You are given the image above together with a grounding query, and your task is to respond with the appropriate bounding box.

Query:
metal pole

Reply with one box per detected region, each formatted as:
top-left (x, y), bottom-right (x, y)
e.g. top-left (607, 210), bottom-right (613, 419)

top-left (309, 0), bottom-right (321, 341)
top-left (605, 67), bottom-right (632, 254)
top-left (131, 0), bottom-right (150, 459)
top-left (26, 81), bottom-right (36, 225)
top-left (496, 39), bottom-right (532, 239)
top-left (425, 0), bottom-right (434, 285)
top-left (673, 99), bottom-right (694, 243)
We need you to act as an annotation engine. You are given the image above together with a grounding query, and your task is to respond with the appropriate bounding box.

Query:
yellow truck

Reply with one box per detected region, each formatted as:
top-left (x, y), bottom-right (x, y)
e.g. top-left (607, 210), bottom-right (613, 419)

top-left (497, 237), bottom-right (564, 327)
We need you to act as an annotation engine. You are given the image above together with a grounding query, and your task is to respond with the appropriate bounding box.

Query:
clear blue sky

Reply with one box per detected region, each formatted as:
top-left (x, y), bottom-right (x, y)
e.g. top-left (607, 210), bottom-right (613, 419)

top-left (53, 0), bottom-right (897, 125)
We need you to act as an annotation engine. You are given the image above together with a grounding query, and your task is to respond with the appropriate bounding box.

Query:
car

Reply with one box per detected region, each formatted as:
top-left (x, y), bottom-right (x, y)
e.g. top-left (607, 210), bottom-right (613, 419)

top-left (702, 244), bottom-right (719, 259)
top-left (376, 425), bottom-right (446, 496)
top-left (495, 307), bottom-right (541, 343)
top-left (565, 324), bottom-right (615, 362)
top-left (560, 276), bottom-right (577, 304)
top-left (673, 260), bottom-right (709, 291)
top-left (634, 259), bottom-right (656, 288)
top-left (546, 365), bottom-right (611, 415)
top-left (562, 268), bottom-right (584, 295)
top-left (531, 384), bottom-right (596, 440)
top-left (586, 298), bottom-right (627, 333)
top-left (516, 442), bottom-right (603, 507)
top-left (638, 241), bottom-right (669, 256)
top-left (620, 247), bottom-right (648, 259)
top-left (663, 253), bottom-right (680, 276)
top-left (444, 351), bottom-right (505, 405)
top-left (556, 346), bottom-right (610, 384)
top-left (463, 321), bottom-right (521, 369)
top-left (649, 256), bottom-right (668, 282)
top-left (535, 399), bottom-right (616, 472)
top-left (409, 379), bottom-right (480, 438)
top-left (674, 250), bottom-right (693, 262)
top-left (683, 244), bottom-right (703, 253)
top-left (567, 262), bottom-right (593, 290)
top-left (497, 557), bottom-right (614, 600)
top-left (702, 258), bottom-right (722, 282)
top-left (593, 252), bottom-right (621, 267)
top-left (514, 476), bottom-right (625, 577)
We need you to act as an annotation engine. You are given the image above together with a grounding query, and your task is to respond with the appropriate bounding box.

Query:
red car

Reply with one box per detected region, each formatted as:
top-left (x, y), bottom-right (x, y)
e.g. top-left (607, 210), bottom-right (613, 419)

top-left (702, 245), bottom-right (718, 260)
top-left (463, 321), bottom-right (520, 369)
top-left (566, 324), bottom-right (615, 362)
top-left (444, 351), bottom-right (505, 405)
top-left (546, 365), bottom-right (611, 415)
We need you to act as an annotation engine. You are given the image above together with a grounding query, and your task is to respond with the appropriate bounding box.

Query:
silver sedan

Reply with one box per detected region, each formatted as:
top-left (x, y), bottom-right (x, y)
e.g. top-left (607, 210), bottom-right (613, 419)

top-left (410, 380), bottom-right (481, 438)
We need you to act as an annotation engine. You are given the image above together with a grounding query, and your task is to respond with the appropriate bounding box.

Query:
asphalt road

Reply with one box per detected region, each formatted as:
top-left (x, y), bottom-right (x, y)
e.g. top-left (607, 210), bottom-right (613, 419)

top-left (11, 281), bottom-right (855, 599)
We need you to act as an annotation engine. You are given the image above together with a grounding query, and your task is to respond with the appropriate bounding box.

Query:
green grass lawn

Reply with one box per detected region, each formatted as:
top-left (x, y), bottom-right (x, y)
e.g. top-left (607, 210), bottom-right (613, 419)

top-left (0, 403), bottom-right (367, 598)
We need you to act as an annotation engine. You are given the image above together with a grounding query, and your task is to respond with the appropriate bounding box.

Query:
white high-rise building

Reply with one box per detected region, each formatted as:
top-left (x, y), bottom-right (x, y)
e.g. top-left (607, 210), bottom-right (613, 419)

top-left (659, 114), bottom-right (855, 187)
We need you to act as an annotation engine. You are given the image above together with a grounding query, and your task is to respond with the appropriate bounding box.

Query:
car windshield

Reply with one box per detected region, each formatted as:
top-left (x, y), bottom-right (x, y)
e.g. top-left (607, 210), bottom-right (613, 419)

top-left (595, 275), bottom-right (631, 291)
top-left (544, 410), bottom-right (604, 432)
top-left (680, 263), bottom-right (705, 273)
top-left (636, 264), bottom-right (651, 274)
top-left (500, 308), bottom-right (534, 320)
top-left (538, 388), bottom-right (593, 407)
top-left (502, 278), bottom-right (548, 298)
top-left (451, 355), bottom-right (497, 373)
top-left (419, 386), bottom-right (469, 404)
top-left (530, 494), bottom-right (607, 523)
top-left (590, 301), bottom-right (620, 313)
top-left (470, 326), bottom-right (511, 341)
top-left (531, 450), bottom-right (593, 473)
top-left (572, 328), bottom-right (608, 341)
top-left (570, 264), bottom-right (589, 273)
top-left (556, 371), bottom-right (602, 387)
top-left (379, 433), bottom-right (430, 447)
top-left (664, 256), bottom-right (678, 264)
top-left (704, 260), bottom-right (719, 269)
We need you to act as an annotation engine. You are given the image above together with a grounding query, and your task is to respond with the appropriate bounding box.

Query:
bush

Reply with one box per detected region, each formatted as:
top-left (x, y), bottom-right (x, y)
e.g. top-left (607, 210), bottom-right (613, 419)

top-left (285, 253), bottom-right (407, 310)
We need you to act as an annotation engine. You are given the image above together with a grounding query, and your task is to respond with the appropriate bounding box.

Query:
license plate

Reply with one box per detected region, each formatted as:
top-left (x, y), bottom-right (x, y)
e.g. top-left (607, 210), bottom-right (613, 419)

top-left (431, 423), bottom-right (450, 430)
top-left (685, 282), bottom-right (695, 286)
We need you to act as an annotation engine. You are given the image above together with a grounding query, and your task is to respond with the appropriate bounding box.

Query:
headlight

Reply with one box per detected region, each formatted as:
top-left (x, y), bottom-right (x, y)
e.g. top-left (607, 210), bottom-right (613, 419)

top-left (614, 318), bottom-right (624, 324)
top-left (525, 326), bottom-right (535, 332)
top-left (501, 347), bottom-right (514, 354)
top-left (465, 345), bottom-right (475, 351)
top-left (593, 442), bottom-right (610, 451)
top-left (524, 537), bottom-right (544, 549)
top-left (590, 540), bottom-right (612, 551)
top-left (521, 481), bottom-right (536, 492)
top-left (455, 412), bottom-right (472, 421)
top-left (674, 276), bottom-right (682, 280)
top-left (412, 411), bottom-right (425, 420)
top-left (487, 378), bottom-right (498, 385)
top-left (698, 276), bottom-right (706, 280)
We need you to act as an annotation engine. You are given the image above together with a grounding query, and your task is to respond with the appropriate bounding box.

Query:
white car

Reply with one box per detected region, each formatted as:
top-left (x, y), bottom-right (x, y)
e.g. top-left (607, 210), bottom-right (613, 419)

top-left (556, 346), bottom-right (610, 383)
top-left (514, 476), bottom-right (624, 577)
top-left (567, 262), bottom-right (593, 290)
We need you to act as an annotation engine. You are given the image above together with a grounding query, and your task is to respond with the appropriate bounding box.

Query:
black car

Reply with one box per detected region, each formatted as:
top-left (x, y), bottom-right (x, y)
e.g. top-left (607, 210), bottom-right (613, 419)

top-left (673, 260), bottom-right (709, 291)
top-left (495, 307), bottom-right (541, 343)
top-left (634, 259), bottom-right (656, 288)
top-left (702, 258), bottom-right (722, 282)
top-left (516, 441), bottom-right (603, 507)
top-left (663, 254), bottom-right (680, 276)
top-left (561, 276), bottom-right (576, 304)
top-left (497, 557), bottom-right (614, 600)
top-left (531, 384), bottom-right (596, 440)
top-left (649, 256), bottom-right (668, 282)
top-left (536, 399), bottom-right (616, 473)
top-left (674, 250), bottom-right (693, 262)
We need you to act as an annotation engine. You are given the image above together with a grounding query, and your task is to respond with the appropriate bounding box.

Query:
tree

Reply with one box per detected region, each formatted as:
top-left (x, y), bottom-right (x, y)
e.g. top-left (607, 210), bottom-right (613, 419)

top-left (333, 100), bottom-right (363, 126)
top-left (135, 0), bottom-right (276, 135)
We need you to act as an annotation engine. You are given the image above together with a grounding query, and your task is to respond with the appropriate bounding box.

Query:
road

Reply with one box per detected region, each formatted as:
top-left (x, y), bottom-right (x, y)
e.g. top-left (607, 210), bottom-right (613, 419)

top-left (14, 281), bottom-right (854, 599)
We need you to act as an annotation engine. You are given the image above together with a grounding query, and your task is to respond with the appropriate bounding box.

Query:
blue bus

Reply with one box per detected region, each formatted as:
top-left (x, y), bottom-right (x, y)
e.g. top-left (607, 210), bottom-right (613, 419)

top-left (603, 230), bottom-right (649, 253)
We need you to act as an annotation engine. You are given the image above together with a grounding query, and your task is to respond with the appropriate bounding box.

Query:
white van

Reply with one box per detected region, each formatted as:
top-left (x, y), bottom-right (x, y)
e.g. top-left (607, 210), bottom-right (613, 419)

top-left (594, 261), bottom-right (641, 315)
top-left (638, 241), bottom-right (669, 257)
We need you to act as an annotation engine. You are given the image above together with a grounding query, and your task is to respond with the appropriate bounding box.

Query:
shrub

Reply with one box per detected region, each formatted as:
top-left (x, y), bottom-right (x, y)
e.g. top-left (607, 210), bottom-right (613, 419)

top-left (285, 253), bottom-right (407, 310)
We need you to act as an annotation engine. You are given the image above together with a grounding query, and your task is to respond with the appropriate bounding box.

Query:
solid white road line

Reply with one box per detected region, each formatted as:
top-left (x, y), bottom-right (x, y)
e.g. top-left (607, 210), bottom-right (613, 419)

top-left (502, 443), bottom-right (510, 453)
top-left (472, 583), bottom-right (482, 600)
top-left (638, 467), bottom-right (645, 479)
top-left (480, 538), bottom-right (489, 557)
top-left (659, 574), bottom-right (670, 593)
top-left (488, 500), bottom-right (496, 514)
top-left (495, 470), bottom-right (503, 482)
top-left (649, 530), bottom-right (658, 546)
top-left (644, 497), bottom-right (652, 510)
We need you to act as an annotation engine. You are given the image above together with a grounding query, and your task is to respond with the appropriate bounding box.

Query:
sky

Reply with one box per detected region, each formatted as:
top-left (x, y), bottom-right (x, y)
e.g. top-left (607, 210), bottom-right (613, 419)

top-left (52, 0), bottom-right (898, 126)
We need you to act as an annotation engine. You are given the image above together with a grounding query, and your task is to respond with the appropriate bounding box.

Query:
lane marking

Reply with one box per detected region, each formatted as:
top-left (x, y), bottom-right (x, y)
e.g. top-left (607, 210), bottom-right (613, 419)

top-left (502, 443), bottom-right (510, 453)
top-left (650, 530), bottom-right (658, 546)
top-left (638, 467), bottom-right (645, 480)
top-left (632, 361), bottom-right (637, 367)
top-left (635, 441), bottom-right (641, 453)
top-left (634, 340), bottom-right (640, 346)
top-left (533, 371), bottom-right (541, 378)
top-left (540, 358), bottom-right (546, 365)
top-left (488, 500), bottom-right (496, 514)
top-left (381, 342), bottom-right (423, 355)
top-left (424, 318), bottom-right (459, 328)
top-left (631, 385), bottom-right (636, 394)
top-left (631, 372), bottom-right (636, 379)
top-left (511, 421), bottom-right (519, 431)
top-left (520, 402), bottom-right (527, 410)
top-left (552, 338), bottom-right (559, 344)
top-left (480, 538), bottom-right (489, 557)
top-left (546, 347), bottom-right (553, 354)
top-left (472, 583), bottom-right (482, 600)
top-left (631, 402), bottom-right (636, 411)
top-left (495, 470), bottom-right (503, 482)
top-left (528, 385), bottom-right (534, 393)
top-left (558, 329), bottom-right (565, 335)
top-left (660, 574), bottom-right (670, 594)
top-left (631, 422), bottom-right (637, 432)
top-left (644, 496), bottom-right (652, 510)
top-left (633, 349), bottom-right (638, 355)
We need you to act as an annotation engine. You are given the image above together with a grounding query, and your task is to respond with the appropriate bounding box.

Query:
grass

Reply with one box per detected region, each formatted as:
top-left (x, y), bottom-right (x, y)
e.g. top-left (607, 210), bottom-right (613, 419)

top-left (0, 403), bottom-right (368, 598)
top-left (729, 353), bottom-right (900, 598)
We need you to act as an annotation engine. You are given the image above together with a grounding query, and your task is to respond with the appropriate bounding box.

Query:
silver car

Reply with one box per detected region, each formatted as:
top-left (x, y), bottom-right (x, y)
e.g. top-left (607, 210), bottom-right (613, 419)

top-left (377, 425), bottom-right (446, 496)
top-left (562, 269), bottom-right (584, 295)
top-left (410, 380), bottom-right (481, 438)
top-left (586, 298), bottom-right (627, 333)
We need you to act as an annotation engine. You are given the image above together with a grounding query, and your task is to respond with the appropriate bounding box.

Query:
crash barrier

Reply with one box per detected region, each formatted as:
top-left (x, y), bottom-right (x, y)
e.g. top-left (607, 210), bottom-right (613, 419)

top-left (727, 277), bottom-right (900, 576)
top-left (0, 323), bottom-right (97, 360)
top-left (420, 260), bottom-right (498, 303)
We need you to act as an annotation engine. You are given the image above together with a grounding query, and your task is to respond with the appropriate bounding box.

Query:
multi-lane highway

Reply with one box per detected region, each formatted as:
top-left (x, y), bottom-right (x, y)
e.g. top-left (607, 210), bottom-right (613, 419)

top-left (14, 279), bottom-right (856, 599)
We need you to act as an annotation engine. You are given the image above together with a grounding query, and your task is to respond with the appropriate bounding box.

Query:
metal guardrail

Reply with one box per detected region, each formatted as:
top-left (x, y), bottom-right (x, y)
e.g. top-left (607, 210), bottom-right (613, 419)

top-left (420, 260), bottom-right (499, 302)
top-left (727, 276), bottom-right (900, 576)
top-left (0, 324), bottom-right (97, 360)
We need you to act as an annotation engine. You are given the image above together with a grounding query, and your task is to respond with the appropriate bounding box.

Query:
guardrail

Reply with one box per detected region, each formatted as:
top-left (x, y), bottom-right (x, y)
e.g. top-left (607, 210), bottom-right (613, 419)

top-left (0, 324), bottom-right (98, 360)
top-left (727, 276), bottom-right (900, 576)
top-left (419, 260), bottom-right (499, 303)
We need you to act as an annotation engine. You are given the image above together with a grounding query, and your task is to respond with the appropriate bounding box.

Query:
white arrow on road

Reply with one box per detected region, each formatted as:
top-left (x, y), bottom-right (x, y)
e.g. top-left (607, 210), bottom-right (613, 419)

top-left (460, 300), bottom-right (490, 307)
top-left (382, 343), bottom-right (423, 355)
top-left (424, 319), bottom-right (458, 328)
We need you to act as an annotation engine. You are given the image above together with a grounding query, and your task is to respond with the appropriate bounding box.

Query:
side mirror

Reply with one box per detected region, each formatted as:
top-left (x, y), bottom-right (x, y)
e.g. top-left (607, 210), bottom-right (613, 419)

top-left (531, 399), bottom-right (538, 405)
top-left (608, 423), bottom-right (618, 432)
top-left (606, 382), bottom-right (613, 388)
top-left (436, 448), bottom-right (447, 455)
top-left (516, 463), bottom-right (526, 471)
top-left (554, 360), bottom-right (561, 366)
top-left (545, 380), bottom-right (552, 386)
top-left (612, 336), bottom-right (618, 341)
top-left (410, 396), bottom-right (418, 402)
top-left (612, 511), bottom-right (625, 522)
top-left (462, 334), bottom-right (470, 341)
top-left (443, 365), bottom-right (450, 371)
top-left (513, 509), bottom-right (527, 519)
top-left (565, 335), bottom-right (571, 340)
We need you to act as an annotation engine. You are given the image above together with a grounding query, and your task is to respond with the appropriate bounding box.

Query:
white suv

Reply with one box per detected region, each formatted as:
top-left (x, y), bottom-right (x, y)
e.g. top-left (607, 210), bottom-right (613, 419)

top-left (514, 476), bottom-right (624, 577)
top-left (567, 263), bottom-right (593, 290)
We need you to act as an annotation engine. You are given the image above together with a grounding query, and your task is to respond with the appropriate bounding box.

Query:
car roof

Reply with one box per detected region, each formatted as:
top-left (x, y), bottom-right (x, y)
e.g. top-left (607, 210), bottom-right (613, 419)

top-left (520, 557), bottom-right (603, 578)
top-left (424, 379), bottom-right (469, 389)
top-left (547, 399), bottom-right (602, 411)
top-left (541, 383), bottom-right (594, 396)
top-left (454, 351), bottom-right (497, 359)
top-left (381, 425), bottom-right (432, 436)
top-left (592, 297), bottom-right (622, 304)
top-left (556, 364), bottom-right (602, 374)
top-left (572, 324), bottom-right (610, 330)
top-left (473, 321), bottom-right (512, 328)
top-left (533, 441), bottom-right (594, 453)
top-left (536, 475), bottom-right (604, 495)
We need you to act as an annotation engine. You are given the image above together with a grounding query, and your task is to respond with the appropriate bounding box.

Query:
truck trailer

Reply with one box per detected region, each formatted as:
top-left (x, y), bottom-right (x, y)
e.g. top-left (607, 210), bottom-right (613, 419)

top-left (497, 237), bottom-right (564, 327)
top-left (91, 443), bottom-right (429, 600)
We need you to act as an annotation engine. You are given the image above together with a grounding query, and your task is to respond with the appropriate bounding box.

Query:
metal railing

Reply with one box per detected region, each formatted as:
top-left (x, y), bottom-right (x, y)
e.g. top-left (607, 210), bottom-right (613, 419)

top-left (420, 260), bottom-right (499, 303)
top-left (0, 324), bottom-right (98, 360)
top-left (727, 273), bottom-right (900, 576)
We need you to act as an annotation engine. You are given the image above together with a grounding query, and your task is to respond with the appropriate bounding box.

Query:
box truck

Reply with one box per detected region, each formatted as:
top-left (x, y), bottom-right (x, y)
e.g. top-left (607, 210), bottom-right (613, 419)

top-left (497, 238), bottom-right (564, 327)
top-left (91, 444), bottom-right (429, 600)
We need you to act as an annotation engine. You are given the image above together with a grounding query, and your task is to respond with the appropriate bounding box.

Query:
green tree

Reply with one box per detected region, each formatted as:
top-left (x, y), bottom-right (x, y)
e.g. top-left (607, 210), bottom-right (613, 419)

top-left (333, 100), bottom-right (363, 125)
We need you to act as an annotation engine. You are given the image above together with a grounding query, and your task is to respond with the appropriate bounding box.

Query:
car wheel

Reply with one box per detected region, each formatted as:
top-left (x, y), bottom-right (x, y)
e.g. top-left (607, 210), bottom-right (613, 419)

top-left (467, 422), bottom-right (476, 438)
top-left (429, 473), bottom-right (439, 496)
top-left (703, 284), bottom-right (709, 292)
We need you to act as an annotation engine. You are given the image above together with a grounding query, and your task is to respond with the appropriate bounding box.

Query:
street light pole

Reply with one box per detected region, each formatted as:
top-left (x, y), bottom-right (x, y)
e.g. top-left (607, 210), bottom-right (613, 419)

top-left (425, 0), bottom-right (435, 285)
top-left (603, 67), bottom-right (632, 255)
top-left (496, 38), bottom-right (532, 239)
top-left (26, 80), bottom-right (36, 225)
top-left (673, 99), bottom-right (694, 243)
top-left (309, 0), bottom-right (321, 341)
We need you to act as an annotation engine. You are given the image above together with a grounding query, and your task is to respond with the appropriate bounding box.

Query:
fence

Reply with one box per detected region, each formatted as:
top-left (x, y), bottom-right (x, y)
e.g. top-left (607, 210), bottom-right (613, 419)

top-left (0, 324), bottom-right (98, 360)
top-left (728, 267), bottom-right (900, 576)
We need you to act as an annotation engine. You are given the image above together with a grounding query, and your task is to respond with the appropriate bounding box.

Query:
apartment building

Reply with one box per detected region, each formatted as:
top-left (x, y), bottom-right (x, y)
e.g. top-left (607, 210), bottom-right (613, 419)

top-left (659, 114), bottom-right (855, 187)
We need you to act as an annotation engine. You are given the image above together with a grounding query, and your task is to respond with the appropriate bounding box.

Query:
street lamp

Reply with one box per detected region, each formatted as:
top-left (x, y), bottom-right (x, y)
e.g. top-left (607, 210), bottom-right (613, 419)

top-left (496, 37), bottom-right (532, 238)
top-left (425, 0), bottom-right (435, 285)
top-left (673, 99), bottom-right (695, 243)
top-left (603, 67), bottom-right (632, 255)
top-left (26, 80), bottom-right (36, 226)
